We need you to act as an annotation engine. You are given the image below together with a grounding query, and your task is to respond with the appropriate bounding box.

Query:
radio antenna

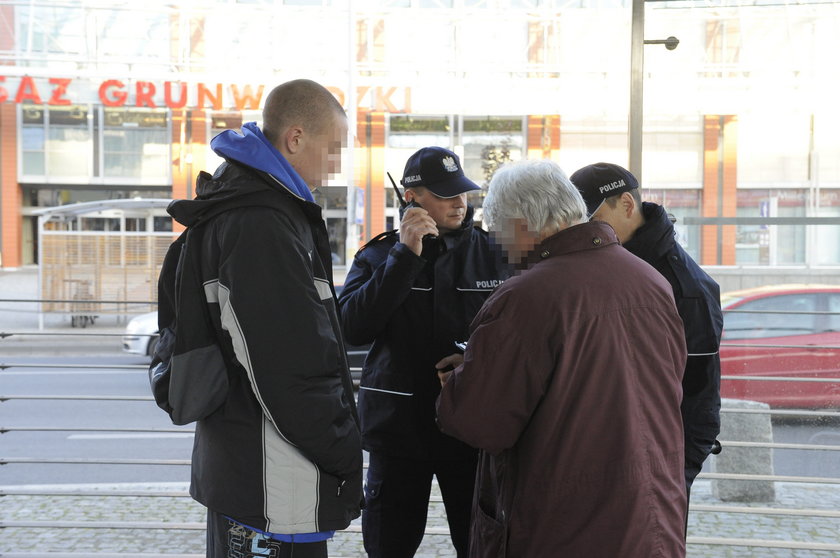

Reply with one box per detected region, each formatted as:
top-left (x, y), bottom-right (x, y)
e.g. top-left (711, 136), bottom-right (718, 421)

top-left (387, 172), bottom-right (407, 208)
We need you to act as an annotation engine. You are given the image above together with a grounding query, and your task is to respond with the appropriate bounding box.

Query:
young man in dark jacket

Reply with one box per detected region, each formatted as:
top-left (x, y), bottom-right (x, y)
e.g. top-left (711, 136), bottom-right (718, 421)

top-left (571, 162), bottom-right (724, 509)
top-left (338, 146), bottom-right (509, 558)
top-left (165, 79), bottom-right (362, 558)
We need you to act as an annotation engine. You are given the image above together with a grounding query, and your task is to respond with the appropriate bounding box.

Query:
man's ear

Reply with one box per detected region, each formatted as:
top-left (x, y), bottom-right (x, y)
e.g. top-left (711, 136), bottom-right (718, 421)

top-left (283, 126), bottom-right (304, 155)
top-left (620, 191), bottom-right (636, 218)
top-left (403, 188), bottom-right (416, 203)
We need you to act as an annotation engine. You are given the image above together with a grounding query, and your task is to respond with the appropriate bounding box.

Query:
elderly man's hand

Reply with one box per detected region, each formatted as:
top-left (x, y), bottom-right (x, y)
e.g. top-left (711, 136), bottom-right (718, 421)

top-left (436, 353), bottom-right (464, 387)
top-left (400, 207), bottom-right (438, 256)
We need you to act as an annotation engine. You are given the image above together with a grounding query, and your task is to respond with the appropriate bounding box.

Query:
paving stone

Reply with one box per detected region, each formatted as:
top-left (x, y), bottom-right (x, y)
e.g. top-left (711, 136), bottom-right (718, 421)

top-left (3, 480), bottom-right (840, 556)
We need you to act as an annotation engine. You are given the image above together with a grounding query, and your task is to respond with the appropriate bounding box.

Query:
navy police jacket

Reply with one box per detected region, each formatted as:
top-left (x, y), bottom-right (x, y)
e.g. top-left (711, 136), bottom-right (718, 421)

top-left (339, 207), bottom-right (510, 460)
top-left (624, 202), bottom-right (724, 486)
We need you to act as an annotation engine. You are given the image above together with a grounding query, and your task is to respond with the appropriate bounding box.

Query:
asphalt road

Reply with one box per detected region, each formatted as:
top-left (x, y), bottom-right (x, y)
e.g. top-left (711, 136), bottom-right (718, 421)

top-left (0, 355), bottom-right (193, 486)
top-left (771, 415), bottom-right (840, 478)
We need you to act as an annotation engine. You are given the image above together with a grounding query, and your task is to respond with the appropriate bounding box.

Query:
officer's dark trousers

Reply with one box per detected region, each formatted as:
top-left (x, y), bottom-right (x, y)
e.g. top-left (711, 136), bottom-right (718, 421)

top-left (362, 451), bottom-right (477, 558)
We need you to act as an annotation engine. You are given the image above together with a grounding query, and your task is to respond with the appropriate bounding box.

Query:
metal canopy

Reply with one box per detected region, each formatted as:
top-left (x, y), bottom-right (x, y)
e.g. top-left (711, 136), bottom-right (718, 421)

top-left (32, 199), bottom-right (172, 219)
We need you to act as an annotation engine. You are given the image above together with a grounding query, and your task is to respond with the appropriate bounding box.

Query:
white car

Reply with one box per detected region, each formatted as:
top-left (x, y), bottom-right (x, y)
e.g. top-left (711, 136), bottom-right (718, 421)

top-left (122, 311), bottom-right (159, 357)
top-left (120, 306), bottom-right (366, 383)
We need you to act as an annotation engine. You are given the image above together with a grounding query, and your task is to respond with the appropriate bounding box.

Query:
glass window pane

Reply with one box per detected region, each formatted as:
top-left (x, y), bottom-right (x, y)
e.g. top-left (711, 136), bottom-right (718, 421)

top-left (47, 126), bottom-right (92, 177)
top-left (206, 113), bottom-right (245, 174)
top-left (21, 127), bottom-right (45, 151)
top-left (21, 107), bottom-right (47, 177)
top-left (459, 116), bottom-right (524, 213)
top-left (22, 152), bottom-right (45, 175)
top-left (154, 216), bottom-right (174, 232)
top-left (327, 217), bottom-right (347, 266)
top-left (390, 116), bottom-right (450, 133)
top-left (826, 294), bottom-right (840, 333)
top-left (736, 190), bottom-right (807, 265)
top-left (644, 189), bottom-right (702, 260)
top-left (724, 294), bottom-right (818, 340)
top-left (103, 109), bottom-right (169, 180)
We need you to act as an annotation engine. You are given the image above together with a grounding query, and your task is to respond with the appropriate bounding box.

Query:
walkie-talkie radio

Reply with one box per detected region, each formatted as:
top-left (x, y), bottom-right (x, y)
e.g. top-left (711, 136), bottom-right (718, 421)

top-left (388, 172), bottom-right (437, 240)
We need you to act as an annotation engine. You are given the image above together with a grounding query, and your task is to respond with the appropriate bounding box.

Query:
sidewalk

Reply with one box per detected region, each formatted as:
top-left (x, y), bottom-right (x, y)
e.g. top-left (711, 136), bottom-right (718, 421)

top-left (2, 480), bottom-right (840, 557)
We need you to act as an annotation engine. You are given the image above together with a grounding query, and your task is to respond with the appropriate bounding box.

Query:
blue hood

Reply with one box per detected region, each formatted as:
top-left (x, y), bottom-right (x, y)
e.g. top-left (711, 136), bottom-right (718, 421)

top-left (210, 121), bottom-right (314, 202)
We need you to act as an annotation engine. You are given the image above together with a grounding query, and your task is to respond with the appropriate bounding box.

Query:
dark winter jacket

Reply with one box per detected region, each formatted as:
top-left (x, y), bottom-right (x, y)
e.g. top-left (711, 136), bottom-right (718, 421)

top-left (437, 221), bottom-right (688, 558)
top-left (624, 202), bottom-right (723, 487)
top-left (338, 207), bottom-right (509, 459)
top-left (166, 129), bottom-right (362, 535)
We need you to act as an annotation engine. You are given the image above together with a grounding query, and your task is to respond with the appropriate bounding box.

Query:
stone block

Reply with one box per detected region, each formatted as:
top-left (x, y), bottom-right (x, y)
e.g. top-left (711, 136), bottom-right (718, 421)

top-left (711, 398), bottom-right (776, 502)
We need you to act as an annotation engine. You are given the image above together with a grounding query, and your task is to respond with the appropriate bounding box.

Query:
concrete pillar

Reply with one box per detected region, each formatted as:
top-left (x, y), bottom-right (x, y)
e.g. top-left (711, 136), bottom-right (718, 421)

top-left (712, 398), bottom-right (776, 502)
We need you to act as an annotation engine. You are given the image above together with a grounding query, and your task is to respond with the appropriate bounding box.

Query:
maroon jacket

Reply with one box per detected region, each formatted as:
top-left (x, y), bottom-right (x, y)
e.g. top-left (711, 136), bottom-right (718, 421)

top-left (437, 221), bottom-right (687, 558)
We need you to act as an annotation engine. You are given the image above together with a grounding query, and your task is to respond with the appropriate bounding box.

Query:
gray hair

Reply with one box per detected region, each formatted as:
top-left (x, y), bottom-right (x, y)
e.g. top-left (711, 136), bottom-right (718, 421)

top-left (483, 159), bottom-right (588, 233)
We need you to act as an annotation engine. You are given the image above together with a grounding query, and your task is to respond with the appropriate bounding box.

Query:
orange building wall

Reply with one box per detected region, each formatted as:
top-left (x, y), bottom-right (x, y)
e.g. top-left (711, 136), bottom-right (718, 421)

top-left (171, 109), bottom-right (190, 202)
top-left (355, 110), bottom-right (386, 244)
top-left (0, 103), bottom-right (22, 268)
top-left (722, 115), bottom-right (738, 261)
top-left (190, 110), bottom-right (209, 179)
top-left (702, 115), bottom-right (738, 266)
top-left (527, 115), bottom-right (561, 160)
top-left (169, 110), bottom-right (209, 232)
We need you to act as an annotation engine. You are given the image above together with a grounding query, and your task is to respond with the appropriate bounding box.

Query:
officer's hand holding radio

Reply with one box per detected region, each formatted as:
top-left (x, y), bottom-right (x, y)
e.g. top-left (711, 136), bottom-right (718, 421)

top-left (400, 200), bottom-right (438, 256)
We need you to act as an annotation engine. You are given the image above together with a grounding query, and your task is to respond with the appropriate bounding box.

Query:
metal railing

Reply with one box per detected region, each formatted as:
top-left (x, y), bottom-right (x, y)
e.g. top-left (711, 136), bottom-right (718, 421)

top-left (2, 333), bottom-right (840, 556)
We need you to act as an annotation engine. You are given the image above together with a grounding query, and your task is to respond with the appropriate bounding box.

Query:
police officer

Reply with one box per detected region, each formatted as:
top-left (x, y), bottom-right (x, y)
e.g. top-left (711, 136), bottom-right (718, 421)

top-left (339, 146), bottom-right (510, 558)
top-left (571, 162), bottom-right (723, 527)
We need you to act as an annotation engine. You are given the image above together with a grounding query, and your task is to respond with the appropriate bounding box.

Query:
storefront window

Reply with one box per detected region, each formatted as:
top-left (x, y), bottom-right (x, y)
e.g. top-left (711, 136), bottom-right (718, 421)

top-left (736, 189), bottom-right (807, 266)
top-left (102, 108), bottom-right (169, 182)
top-left (312, 186), bottom-right (349, 266)
top-left (390, 116), bottom-right (448, 133)
top-left (385, 189), bottom-right (401, 231)
top-left (47, 106), bottom-right (92, 178)
top-left (79, 217), bottom-right (120, 232)
top-left (206, 112), bottom-right (246, 173)
top-left (21, 106), bottom-right (46, 176)
top-left (461, 116), bottom-right (524, 190)
top-left (20, 105), bottom-right (92, 181)
top-left (124, 218), bottom-right (146, 232)
top-left (386, 115), bottom-right (453, 183)
top-left (153, 216), bottom-right (174, 233)
top-left (816, 190), bottom-right (840, 266)
top-left (645, 189), bottom-right (703, 260)
top-left (21, 105), bottom-right (169, 185)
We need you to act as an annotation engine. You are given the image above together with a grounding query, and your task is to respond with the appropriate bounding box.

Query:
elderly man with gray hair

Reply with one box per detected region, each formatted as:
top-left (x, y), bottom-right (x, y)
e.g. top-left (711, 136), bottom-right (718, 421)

top-left (435, 159), bottom-right (688, 557)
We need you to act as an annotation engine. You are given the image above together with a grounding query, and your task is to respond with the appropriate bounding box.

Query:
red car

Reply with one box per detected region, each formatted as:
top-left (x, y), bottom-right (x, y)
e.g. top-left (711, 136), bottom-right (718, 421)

top-left (719, 284), bottom-right (840, 408)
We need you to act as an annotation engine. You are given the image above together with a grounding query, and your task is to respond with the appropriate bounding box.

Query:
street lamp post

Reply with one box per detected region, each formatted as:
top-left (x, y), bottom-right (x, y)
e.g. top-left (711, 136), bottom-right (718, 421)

top-left (629, 0), bottom-right (679, 182)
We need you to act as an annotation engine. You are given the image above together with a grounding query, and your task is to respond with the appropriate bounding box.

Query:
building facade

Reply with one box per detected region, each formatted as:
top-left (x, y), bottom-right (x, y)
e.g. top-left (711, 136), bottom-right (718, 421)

top-left (1, 0), bottom-right (839, 272)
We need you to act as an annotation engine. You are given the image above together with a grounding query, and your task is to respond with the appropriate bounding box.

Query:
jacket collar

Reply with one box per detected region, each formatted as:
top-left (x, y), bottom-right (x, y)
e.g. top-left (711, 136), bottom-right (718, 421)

top-left (167, 161), bottom-right (322, 228)
top-left (210, 122), bottom-right (315, 203)
top-left (622, 202), bottom-right (675, 263)
top-left (523, 221), bottom-right (619, 267)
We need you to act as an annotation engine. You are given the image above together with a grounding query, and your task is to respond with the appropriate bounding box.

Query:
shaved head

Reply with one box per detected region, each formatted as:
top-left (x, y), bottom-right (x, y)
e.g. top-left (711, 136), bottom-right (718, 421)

top-left (262, 79), bottom-right (346, 146)
top-left (261, 79), bottom-right (348, 189)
